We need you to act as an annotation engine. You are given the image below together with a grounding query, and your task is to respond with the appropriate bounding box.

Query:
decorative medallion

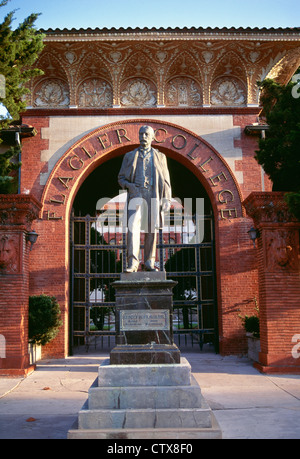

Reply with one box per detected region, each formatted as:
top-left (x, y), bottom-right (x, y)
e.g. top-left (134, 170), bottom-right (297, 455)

top-left (120, 79), bottom-right (157, 107)
top-left (210, 78), bottom-right (246, 106)
top-left (202, 51), bottom-right (214, 64)
top-left (34, 79), bottom-right (70, 107)
top-left (109, 51), bottom-right (122, 63)
top-left (65, 51), bottom-right (77, 65)
top-left (156, 50), bottom-right (168, 63)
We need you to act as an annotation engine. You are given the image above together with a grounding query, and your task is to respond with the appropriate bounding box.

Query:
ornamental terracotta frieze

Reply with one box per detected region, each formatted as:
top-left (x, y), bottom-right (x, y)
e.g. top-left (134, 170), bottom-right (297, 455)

top-left (41, 120), bottom-right (244, 222)
top-left (26, 32), bottom-right (300, 109)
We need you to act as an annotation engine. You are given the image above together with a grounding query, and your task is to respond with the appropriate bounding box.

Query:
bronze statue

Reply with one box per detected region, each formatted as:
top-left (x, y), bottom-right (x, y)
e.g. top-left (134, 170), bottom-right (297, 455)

top-left (118, 125), bottom-right (171, 272)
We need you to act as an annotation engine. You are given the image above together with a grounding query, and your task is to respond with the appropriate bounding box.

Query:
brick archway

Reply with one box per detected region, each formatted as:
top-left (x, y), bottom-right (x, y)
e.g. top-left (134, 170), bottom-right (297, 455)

top-left (41, 119), bottom-right (244, 222)
top-left (34, 119), bottom-right (248, 358)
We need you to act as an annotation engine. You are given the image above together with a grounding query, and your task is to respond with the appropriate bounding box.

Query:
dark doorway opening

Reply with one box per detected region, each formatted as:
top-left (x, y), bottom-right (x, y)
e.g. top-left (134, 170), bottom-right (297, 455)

top-left (70, 155), bottom-right (218, 354)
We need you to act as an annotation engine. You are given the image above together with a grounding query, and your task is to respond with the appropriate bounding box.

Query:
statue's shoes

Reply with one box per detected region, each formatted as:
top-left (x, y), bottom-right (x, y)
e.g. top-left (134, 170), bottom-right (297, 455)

top-left (125, 264), bottom-right (138, 273)
top-left (144, 261), bottom-right (157, 271)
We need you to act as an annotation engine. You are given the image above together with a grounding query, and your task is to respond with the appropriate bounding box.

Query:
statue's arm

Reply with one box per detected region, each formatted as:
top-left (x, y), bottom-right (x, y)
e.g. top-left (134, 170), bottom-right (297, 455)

top-left (160, 154), bottom-right (172, 211)
top-left (118, 155), bottom-right (131, 189)
top-left (118, 153), bottom-right (139, 197)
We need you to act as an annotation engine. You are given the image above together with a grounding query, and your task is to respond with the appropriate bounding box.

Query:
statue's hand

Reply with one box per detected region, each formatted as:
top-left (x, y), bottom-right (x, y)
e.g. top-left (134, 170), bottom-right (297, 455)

top-left (161, 199), bottom-right (171, 212)
top-left (127, 183), bottom-right (140, 198)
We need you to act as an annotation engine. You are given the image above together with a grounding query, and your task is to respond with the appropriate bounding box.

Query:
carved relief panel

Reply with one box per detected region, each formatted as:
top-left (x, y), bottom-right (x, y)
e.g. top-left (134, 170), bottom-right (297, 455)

top-left (0, 234), bottom-right (21, 274)
top-left (210, 50), bottom-right (247, 106)
top-left (165, 77), bottom-right (202, 106)
top-left (264, 229), bottom-right (299, 273)
top-left (78, 78), bottom-right (113, 107)
top-left (166, 51), bottom-right (201, 81)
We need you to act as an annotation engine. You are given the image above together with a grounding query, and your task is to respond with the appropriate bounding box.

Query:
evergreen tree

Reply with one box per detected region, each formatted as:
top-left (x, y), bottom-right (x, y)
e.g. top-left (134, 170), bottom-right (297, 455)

top-left (0, 0), bottom-right (44, 193)
top-left (255, 70), bottom-right (300, 219)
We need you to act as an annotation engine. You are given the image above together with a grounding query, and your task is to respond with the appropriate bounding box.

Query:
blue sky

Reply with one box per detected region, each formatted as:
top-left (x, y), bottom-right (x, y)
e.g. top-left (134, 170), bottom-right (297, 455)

top-left (1, 0), bottom-right (299, 30)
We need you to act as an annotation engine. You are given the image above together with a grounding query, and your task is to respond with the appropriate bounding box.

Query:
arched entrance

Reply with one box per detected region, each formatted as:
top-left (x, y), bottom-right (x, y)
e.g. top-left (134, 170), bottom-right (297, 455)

top-left (70, 155), bottom-right (217, 353)
top-left (40, 119), bottom-right (243, 357)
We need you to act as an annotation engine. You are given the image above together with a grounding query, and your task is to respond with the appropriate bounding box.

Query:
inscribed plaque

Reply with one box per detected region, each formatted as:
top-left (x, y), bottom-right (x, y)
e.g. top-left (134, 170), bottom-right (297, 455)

top-left (120, 309), bottom-right (170, 331)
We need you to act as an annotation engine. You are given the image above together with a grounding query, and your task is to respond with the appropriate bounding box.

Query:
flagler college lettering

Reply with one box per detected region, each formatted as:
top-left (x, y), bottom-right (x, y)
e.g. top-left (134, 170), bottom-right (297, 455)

top-left (44, 123), bottom-right (239, 221)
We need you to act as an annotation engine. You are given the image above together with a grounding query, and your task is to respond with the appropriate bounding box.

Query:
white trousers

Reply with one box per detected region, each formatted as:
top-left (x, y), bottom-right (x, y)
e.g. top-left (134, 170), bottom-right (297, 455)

top-left (127, 188), bottom-right (157, 267)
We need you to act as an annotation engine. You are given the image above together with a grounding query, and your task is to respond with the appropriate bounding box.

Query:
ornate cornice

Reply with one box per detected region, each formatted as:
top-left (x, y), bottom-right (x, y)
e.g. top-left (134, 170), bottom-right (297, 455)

top-left (41, 26), bottom-right (300, 42)
top-left (243, 192), bottom-right (299, 225)
top-left (23, 106), bottom-right (261, 117)
top-left (0, 194), bottom-right (42, 230)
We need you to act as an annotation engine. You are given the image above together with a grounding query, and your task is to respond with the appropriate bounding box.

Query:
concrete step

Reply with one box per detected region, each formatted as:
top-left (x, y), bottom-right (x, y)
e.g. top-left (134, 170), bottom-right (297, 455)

top-left (88, 375), bottom-right (203, 410)
top-left (78, 402), bottom-right (212, 430)
top-left (68, 413), bottom-right (222, 439)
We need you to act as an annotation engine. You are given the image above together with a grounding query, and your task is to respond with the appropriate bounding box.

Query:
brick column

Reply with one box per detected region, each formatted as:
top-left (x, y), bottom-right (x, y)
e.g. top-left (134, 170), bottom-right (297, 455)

top-left (0, 194), bottom-right (42, 376)
top-left (243, 192), bottom-right (300, 374)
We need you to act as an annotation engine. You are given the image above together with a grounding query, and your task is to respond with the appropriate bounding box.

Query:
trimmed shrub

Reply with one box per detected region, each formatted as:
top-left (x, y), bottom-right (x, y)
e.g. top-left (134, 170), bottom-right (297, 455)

top-left (28, 295), bottom-right (62, 345)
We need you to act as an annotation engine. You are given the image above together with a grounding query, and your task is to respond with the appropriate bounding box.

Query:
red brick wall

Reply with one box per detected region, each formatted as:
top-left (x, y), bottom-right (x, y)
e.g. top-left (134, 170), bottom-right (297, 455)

top-left (20, 117), bottom-right (49, 200)
top-left (233, 114), bottom-right (272, 199)
top-left (0, 195), bottom-right (41, 375)
top-left (257, 227), bottom-right (300, 372)
top-left (0, 266), bottom-right (30, 372)
top-left (27, 217), bottom-right (69, 358)
top-left (217, 217), bottom-right (258, 355)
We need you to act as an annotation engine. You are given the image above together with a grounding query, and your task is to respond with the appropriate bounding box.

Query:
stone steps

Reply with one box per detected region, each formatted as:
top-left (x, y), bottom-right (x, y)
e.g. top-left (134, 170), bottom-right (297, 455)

top-left (78, 404), bottom-right (212, 430)
top-left (68, 357), bottom-right (222, 439)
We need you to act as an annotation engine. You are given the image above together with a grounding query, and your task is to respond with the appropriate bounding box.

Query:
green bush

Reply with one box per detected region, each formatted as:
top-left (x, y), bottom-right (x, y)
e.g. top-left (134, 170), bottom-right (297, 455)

top-left (242, 315), bottom-right (260, 338)
top-left (28, 295), bottom-right (62, 345)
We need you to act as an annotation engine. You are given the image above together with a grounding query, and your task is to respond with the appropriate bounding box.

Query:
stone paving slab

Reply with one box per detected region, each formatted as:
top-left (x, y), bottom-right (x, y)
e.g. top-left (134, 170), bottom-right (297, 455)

top-left (0, 352), bottom-right (300, 439)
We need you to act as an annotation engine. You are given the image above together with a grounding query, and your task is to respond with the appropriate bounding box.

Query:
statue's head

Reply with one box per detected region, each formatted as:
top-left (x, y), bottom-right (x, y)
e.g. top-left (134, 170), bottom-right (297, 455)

top-left (139, 125), bottom-right (155, 150)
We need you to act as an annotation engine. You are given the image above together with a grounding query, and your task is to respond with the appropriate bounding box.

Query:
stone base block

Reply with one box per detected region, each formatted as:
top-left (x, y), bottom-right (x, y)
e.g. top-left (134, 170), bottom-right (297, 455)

top-left (88, 376), bottom-right (203, 410)
top-left (110, 344), bottom-right (181, 365)
top-left (98, 358), bottom-right (191, 387)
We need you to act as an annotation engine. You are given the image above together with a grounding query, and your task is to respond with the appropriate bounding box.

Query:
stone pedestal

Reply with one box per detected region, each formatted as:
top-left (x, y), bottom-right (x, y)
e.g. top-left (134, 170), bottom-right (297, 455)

top-left (68, 358), bottom-right (222, 439)
top-left (110, 272), bottom-right (180, 364)
top-left (69, 270), bottom-right (221, 439)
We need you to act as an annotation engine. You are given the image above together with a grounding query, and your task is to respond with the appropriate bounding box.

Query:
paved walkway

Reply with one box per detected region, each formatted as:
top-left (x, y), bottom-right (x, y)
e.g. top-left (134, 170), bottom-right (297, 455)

top-left (0, 351), bottom-right (300, 439)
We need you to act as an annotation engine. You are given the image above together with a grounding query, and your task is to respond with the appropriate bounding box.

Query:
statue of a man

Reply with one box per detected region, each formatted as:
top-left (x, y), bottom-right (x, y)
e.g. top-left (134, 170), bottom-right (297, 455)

top-left (118, 125), bottom-right (171, 272)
